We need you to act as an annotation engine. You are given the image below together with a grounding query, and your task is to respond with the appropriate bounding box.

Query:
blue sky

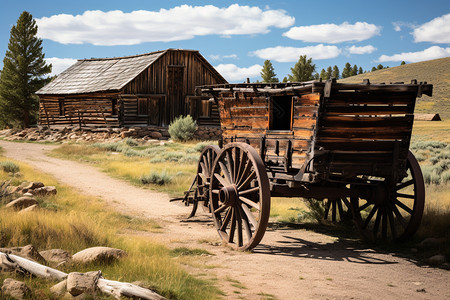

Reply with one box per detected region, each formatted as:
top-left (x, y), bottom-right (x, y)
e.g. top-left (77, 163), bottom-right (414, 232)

top-left (1, 0), bottom-right (449, 82)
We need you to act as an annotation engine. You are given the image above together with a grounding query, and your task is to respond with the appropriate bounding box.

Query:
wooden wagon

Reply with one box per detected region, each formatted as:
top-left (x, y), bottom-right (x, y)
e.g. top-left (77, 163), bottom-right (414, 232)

top-left (178, 79), bottom-right (433, 250)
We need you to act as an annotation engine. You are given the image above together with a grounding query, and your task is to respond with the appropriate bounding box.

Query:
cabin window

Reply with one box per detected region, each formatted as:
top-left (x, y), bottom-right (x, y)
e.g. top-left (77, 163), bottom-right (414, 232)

top-left (138, 98), bottom-right (148, 116)
top-left (200, 99), bottom-right (211, 118)
top-left (269, 96), bottom-right (293, 130)
top-left (111, 99), bottom-right (117, 115)
top-left (58, 99), bottom-right (65, 116)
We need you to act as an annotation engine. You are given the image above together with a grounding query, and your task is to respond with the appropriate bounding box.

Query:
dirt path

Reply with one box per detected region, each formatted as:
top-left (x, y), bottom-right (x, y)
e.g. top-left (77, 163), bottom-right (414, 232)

top-left (1, 140), bottom-right (448, 300)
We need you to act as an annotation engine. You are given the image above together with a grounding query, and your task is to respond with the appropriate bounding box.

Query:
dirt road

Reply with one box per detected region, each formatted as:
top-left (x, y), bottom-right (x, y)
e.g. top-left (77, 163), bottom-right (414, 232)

top-left (1, 140), bottom-right (448, 299)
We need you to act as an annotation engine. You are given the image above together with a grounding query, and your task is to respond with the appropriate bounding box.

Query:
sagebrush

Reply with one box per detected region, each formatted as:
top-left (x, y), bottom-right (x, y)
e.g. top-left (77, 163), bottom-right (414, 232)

top-left (168, 115), bottom-right (198, 142)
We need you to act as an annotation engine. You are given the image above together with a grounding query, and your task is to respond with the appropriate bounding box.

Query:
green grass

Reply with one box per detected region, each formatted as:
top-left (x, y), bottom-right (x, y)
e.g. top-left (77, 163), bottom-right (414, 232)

top-left (0, 156), bottom-right (222, 300)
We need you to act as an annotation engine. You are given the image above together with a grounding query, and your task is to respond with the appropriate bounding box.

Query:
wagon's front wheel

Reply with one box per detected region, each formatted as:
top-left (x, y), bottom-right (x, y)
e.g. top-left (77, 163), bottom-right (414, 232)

top-left (351, 151), bottom-right (425, 242)
top-left (210, 143), bottom-right (271, 251)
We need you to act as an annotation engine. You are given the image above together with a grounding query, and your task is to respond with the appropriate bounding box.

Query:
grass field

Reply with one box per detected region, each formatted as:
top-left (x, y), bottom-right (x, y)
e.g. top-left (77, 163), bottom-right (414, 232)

top-left (0, 156), bottom-right (222, 299)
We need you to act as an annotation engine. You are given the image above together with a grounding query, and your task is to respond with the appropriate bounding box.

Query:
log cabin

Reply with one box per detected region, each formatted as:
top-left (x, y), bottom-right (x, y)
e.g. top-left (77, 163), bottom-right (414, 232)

top-left (36, 49), bottom-right (227, 128)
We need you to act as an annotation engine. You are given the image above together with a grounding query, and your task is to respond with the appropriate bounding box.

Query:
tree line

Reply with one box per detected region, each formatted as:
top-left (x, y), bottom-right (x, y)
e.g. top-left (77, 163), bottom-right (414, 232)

top-left (260, 57), bottom-right (399, 83)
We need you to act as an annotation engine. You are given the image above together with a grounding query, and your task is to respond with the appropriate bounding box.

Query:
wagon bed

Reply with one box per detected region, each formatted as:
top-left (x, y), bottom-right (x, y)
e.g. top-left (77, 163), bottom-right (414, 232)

top-left (178, 79), bottom-right (432, 250)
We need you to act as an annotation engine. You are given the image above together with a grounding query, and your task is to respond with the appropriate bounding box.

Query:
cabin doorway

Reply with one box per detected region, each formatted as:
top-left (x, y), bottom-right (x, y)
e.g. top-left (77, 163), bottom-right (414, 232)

top-left (167, 66), bottom-right (185, 124)
top-left (269, 96), bottom-right (293, 130)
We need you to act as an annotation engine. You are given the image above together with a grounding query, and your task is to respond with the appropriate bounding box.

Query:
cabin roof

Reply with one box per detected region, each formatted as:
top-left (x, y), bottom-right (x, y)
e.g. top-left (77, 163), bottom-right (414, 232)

top-left (37, 49), bottom-right (225, 95)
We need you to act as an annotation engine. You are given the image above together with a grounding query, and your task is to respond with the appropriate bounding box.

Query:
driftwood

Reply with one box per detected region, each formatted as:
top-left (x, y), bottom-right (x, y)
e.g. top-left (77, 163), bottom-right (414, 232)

top-left (0, 251), bottom-right (166, 300)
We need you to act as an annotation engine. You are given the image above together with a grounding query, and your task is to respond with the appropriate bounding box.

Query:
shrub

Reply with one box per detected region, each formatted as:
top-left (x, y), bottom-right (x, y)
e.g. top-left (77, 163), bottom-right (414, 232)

top-left (441, 170), bottom-right (450, 184)
top-left (0, 161), bottom-right (20, 173)
top-left (168, 115), bottom-right (198, 142)
top-left (124, 137), bottom-right (139, 147)
top-left (141, 170), bottom-right (173, 185)
top-left (193, 142), bottom-right (209, 152)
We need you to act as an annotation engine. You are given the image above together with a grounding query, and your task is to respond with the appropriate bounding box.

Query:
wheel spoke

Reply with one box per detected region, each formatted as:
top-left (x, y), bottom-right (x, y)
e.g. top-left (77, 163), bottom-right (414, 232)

top-left (219, 161), bottom-right (232, 185)
top-left (238, 186), bottom-right (260, 195)
top-left (235, 149), bottom-right (245, 183)
top-left (236, 159), bottom-right (252, 187)
top-left (236, 207), bottom-right (243, 247)
top-left (396, 193), bottom-right (415, 199)
top-left (220, 208), bottom-right (232, 231)
top-left (200, 161), bottom-right (207, 175)
top-left (228, 209), bottom-right (236, 243)
top-left (395, 179), bottom-right (414, 191)
top-left (381, 209), bottom-right (388, 240)
top-left (238, 205), bottom-right (252, 240)
top-left (358, 201), bottom-right (371, 212)
top-left (395, 199), bottom-right (413, 215)
top-left (387, 208), bottom-right (397, 240)
top-left (341, 197), bottom-right (350, 209)
top-left (232, 147), bottom-right (238, 183)
top-left (324, 199), bottom-right (331, 219)
top-left (372, 208), bottom-right (382, 238)
top-left (241, 203), bottom-right (257, 228)
top-left (238, 170), bottom-right (256, 190)
top-left (363, 205), bottom-right (378, 229)
top-left (214, 173), bottom-right (229, 188)
top-left (225, 151), bottom-right (234, 182)
top-left (214, 204), bottom-right (227, 214)
top-left (239, 196), bottom-right (260, 210)
top-left (337, 199), bottom-right (344, 219)
top-left (332, 199), bottom-right (337, 222)
top-left (211, 189), bottom-right (220, 194)
top-left (391, 203), bottom-right (407, 228)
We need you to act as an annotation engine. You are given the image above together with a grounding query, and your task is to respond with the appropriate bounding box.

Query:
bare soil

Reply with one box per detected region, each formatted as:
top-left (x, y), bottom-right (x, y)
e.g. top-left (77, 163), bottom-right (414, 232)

top-left (1, 140), bottom-right (448, 300)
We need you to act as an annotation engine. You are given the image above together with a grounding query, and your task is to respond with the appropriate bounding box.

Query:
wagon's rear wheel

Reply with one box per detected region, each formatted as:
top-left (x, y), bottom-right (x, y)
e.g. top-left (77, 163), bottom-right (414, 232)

top-left (323, 197), bottom-right (352, 223)
top-left (351, 151), bottom-right (425, 242)
top-left (210, 143), bottom-right (270, 251)
top-left (188, 145), bottom-right (220, 218)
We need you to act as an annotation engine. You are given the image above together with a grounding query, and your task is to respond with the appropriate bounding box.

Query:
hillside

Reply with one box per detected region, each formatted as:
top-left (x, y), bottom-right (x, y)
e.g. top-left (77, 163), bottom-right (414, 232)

top-left (339, 57), bottom-right (450, 119)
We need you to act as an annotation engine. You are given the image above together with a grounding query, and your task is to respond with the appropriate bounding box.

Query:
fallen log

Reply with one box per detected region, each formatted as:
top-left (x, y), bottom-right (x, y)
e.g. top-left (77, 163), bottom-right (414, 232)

top-left (0, 251), bottom-right (166, 299)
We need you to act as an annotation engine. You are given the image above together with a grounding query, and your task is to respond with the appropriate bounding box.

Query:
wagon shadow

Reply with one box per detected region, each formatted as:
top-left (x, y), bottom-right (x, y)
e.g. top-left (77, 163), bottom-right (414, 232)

top-left (254, 235), bottom-right (398, 265)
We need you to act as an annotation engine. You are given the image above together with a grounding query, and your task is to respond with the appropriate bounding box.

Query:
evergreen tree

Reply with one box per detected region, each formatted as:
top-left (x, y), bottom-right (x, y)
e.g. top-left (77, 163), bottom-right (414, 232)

top-left (341, 62), bottom-right (352, 78)
top-left (332, 65), bottom-right (340, 79)
top-left (326, 66), bottom-right (332, 79)
top-left (319, 68), bottom-right (327, 80)
top-left (358, 66), bottom-right (364, 74)
top-left (377, 64), bottom-right (384, 70)
top-left (282, 76), bottom-right (288, 83)
top-left (351, 64), bottom-right (358, 76)
top-left (371, 66), bottom-right (377, 72)
top-left (401, 61), bottom-right (406, 65)
top-left (0, 11), bottom-right (51, 128)
top-left (287, 55), bottom-right (316, 82)
top-left (260, 60), bottom-right (278, 83)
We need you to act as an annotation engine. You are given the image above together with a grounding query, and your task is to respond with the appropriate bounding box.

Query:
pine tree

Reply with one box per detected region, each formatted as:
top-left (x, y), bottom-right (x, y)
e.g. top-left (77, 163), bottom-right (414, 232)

top-left (377, 64), bottom-right (384, 70)
top-left (326, 66), bottom-right (332, 79)
top-left (358, 66), bottom-right (364, 74)
top-left (332, 65), bottom-right (340, 79)
top-left (287, 55), bottom-right (316, 82)
top-left (319, 68), bottom-right (327, 80)
top-left (341, 62), bottom-right (352, 78)
top-left (260, 60), bottom-right (278, 83)
top-left (282, 76), bottom-right (288, 83)
top-left (0, 11), bottom-right (51, 128)
top-left (371, 66), bottom-right (377, 72)
top-left (401, 61), bottom-right (406, 65)
top-left (351, 65), bottom-right (358, 76)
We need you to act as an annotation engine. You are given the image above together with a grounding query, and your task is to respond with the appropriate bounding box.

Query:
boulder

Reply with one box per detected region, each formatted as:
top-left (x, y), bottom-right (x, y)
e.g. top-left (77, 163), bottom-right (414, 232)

top-left (67, 271), bottom-right (101, 296)
top-left (5, 197), bottom-right (38, 210)
top-left (23, 182), bottom-right (44, 190)
top-left (40, 249), bottom-right (72, 265)
top-left (418, 237), bottom-right (446, 248)
top-left (72, 247), bottom-right (127, 264)
top-left (29, 186), bottom-right (57, 196)
top-left (427, 254), bottom-right (446, 266)
top-left (2, 278), bottom-right (31, 299)
top-left (150, 131), bottom-right (163, 139)
top-left (50, 280), bottom-right (67, 297)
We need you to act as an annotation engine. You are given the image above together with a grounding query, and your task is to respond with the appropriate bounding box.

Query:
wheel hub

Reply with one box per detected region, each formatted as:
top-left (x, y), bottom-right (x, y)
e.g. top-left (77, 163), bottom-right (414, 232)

top-left (219, 185), bottom-right (239, 207)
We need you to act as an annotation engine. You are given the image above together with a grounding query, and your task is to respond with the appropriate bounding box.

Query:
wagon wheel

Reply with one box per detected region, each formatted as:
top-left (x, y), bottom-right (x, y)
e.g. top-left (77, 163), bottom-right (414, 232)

top-left (323, 197), bottom-right (352, 223)
top-left (351, 151), bottom-right (425, 242)
top-left (209, 143), bottom-right (271, 251)
top-left (188, 145), bottom-right (221, 218)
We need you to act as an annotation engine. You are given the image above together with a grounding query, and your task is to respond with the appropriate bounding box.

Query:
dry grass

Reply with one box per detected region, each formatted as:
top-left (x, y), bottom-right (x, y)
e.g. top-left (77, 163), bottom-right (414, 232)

top-left (0, 156), bottom-right (222, 299)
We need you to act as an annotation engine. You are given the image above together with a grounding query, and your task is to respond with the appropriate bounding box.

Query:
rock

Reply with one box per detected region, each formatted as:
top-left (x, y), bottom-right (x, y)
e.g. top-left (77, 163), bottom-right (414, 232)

top-left (418, 237), bottom-right (446, 248)
top-left (5, 196), bottom-right (38, 210)
top-left (29, 186), bottom-right (57, 196)
top-left (427, 254), bottom-right (446, 265)
top-left (40, 249), bottom-right (72, 265)
top-left (18, 204), bottom-right (40, 214)
top-left (72, 247), bottom-right (127, 264)
top-left (23, 182), bottom-right (44, 190)
top-left (22, 192), bottom-right (34, 197)
top-left (2, 278), bottom-right (31, 299)
top-left (50, 280), bottom-right (67, 297)
top-left (6, 185), bottom-right (20, 194)
top-left (0, 245), bottom-right (46, 264)
top-left (67, 271), bottom-right (101, 296)
top-left (150, 131), bottom-right (163, 139)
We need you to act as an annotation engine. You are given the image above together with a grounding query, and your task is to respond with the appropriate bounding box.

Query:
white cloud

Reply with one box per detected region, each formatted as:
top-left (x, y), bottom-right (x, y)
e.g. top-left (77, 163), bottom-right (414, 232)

top-left (392, 21), bottom-right (415, 32)
top-left (283, 22), bottom-right (381, 43)
top-left (251, 45), bottom-right (341, 62)
top-left (413, 13), bottom-right (450, 43)
top-left (347, 45), bottom-right (377, 54)
top-left (377, 46), bottom-right (450, 63)
top-left (35, 5), bottom-right (295, 46)
top-left (215, 64), bottom-right (262, 82)
top-left (209, 54), bottom-right (238, 61)
top-left (45, 57), bottom-right (78, 76)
